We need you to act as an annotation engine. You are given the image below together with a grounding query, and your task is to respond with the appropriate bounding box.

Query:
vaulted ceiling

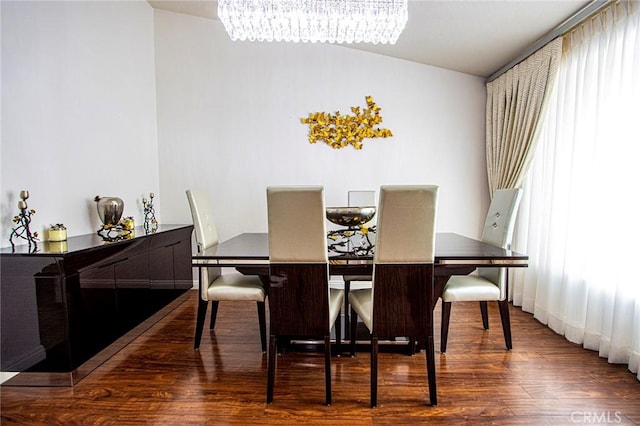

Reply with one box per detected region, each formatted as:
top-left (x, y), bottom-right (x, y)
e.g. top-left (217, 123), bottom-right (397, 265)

top-left (147, 0), bottom-right (593, 78)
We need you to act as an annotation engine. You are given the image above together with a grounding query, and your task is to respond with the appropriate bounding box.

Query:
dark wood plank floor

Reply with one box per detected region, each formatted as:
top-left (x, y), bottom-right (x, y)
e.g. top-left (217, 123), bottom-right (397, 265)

top-left (2, 289), bottom-right (639, 425)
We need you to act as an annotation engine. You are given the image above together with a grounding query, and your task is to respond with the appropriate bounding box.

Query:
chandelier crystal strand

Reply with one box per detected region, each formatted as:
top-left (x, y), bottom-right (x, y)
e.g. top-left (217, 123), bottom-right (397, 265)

top-left (217, 0), bottom-right (408, 44)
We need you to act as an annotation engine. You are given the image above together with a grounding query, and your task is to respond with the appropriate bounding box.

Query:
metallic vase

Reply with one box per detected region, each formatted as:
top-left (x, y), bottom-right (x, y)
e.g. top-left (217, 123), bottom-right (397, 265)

top-left (94, 196), bottom-right (124, 226)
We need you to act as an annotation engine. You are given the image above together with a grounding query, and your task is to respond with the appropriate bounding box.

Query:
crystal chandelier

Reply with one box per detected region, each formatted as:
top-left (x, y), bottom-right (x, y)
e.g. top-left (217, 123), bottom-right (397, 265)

top-left (217, 0), bottom-right (408, 44)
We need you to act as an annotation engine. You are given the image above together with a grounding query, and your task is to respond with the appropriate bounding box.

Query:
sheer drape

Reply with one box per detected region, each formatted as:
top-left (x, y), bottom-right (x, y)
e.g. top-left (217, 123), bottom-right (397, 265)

top-left (512, 0), bottom-right (640, 380)
top-left (485, 38), bottom-right (562, 195)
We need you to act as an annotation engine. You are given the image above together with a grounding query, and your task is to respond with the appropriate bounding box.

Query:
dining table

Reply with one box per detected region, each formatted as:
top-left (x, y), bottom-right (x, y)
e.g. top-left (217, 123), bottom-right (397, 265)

top-left (191, 231), bottom-right (528, 309)
top-left (191, 231), bottom-right (528, 399)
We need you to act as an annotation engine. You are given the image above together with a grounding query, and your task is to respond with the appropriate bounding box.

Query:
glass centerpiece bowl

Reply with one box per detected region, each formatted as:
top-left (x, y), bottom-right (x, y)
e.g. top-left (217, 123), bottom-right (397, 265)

top-left (326, 206), bottom-right (376, 227)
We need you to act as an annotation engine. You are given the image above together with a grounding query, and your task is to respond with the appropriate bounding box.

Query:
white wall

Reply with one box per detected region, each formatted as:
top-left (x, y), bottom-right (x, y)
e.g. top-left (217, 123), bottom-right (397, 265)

top-left (154, 10), bottom-right (489, 241)
top-left (1, 0), bottom-right (159, 242)
top-left (1, 2), bottom-right (490, 247)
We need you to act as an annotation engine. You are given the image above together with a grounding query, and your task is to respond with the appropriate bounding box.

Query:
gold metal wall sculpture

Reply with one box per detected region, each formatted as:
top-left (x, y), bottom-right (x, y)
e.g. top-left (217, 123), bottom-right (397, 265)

top-left (301, 96), bottom-right (392, 150)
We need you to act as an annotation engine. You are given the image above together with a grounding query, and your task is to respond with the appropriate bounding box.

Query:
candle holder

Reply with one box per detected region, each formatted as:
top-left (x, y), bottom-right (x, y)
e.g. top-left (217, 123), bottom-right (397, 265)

top-left (48, 223), bottom-right (67, 242)
top-left (9, 190), bottom-right (39, 252)
top-left (143, 193), bottom-right (158, 234)
top-left (97, 223), bottom-right (133, 242)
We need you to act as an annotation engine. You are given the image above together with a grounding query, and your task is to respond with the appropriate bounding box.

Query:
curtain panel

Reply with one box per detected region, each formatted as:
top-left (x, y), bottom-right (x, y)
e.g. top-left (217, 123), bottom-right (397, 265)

top-left (485, 38), bottom-right (562, 195)
top-left (512, 0), bottom-right (640, 380)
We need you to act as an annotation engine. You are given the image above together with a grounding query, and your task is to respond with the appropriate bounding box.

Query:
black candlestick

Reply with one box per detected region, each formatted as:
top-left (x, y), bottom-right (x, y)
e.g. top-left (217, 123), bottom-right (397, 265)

top-left (9, 190), bottom-right (38, 252)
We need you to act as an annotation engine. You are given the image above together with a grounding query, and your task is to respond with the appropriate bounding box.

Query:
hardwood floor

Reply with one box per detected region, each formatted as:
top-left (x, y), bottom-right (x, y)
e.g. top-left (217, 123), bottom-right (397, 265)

top-left (2, 289), bottom-right (639, 425)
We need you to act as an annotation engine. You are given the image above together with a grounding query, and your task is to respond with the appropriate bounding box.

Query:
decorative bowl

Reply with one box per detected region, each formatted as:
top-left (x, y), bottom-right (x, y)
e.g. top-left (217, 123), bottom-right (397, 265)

top-left (326, 206), bottom-right (376, 227)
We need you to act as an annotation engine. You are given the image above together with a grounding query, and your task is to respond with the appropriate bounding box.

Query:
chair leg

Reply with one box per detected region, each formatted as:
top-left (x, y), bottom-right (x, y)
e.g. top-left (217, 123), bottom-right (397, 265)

top-left (334, 312), bottom-right (342, 354)
top-left (498, 300), bottom-right (513, 350)
top-left (480, 301), bottom-right (489, 329)
top-left (209, 300), bottom-right (220, 330)
top-left (324, 335), bottom-right (332, 406)
top-left (371, 336), bottom-right (378, 408)
top-left (267, 335), bottom-right (277, 403)
top-left (257, 301), bottom-right (267, 353)
top-left (440, 301), bottom-right (452, 353)
top-left (344, 280), bottom-right (351, 338)
top-left (194, 299), bottom-right (208, 350)
top-left (350, 307), bottom-right (358, 357)
top-left (407, 337), bottom-right (416, 355)
top-left (425, 335), bottom-right (437, 406)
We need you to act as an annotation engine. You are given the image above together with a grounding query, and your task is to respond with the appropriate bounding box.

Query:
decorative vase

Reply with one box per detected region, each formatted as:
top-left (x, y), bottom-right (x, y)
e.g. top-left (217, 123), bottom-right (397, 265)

top-left (94, 196), bottom-right (124, 226)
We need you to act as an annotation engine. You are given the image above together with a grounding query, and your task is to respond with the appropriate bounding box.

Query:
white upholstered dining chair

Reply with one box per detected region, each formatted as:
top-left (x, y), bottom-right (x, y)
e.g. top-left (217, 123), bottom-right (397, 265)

top-left (266, 186), bottom-right (344, 405)
top-left (440, 188), bottom-right (523, 352)
top-left (349, 185), bottom-right (439, 407)
top-left (186, 189), bottom-right (267, 352)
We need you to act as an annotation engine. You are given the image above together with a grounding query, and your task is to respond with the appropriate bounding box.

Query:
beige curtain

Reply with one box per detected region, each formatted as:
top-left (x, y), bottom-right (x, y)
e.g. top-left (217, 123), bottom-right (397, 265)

top-left (485, 37), bottom-right (563, 195)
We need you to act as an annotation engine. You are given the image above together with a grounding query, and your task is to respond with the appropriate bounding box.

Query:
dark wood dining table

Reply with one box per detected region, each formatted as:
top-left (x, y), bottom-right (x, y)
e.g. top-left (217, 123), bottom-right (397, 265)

top-left (192, 231), bottom-right (528, 404)
top-left (191, 232), bottom-right (528, 308)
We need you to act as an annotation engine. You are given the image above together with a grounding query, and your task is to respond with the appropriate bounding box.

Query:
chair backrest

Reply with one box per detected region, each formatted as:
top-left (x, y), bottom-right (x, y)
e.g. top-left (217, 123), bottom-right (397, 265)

top-left (267, 186), bottom-right (330, 337)
top-left (185, 189), bottom-right (220, 252)
top-left (374, 185), bottom-right (438, 264)
top-left (480, 188), bottom-right (523, 249)
top-left (348, 189), bottom-right (376, 220)
top-left (348, 190), bottom-right (376, 208)
top-left (186, 189), bottom-right (221, 300)
top-left (478, 188), bottom-right (523, 299)
top-left (372, 185), bottom-right (438, 338)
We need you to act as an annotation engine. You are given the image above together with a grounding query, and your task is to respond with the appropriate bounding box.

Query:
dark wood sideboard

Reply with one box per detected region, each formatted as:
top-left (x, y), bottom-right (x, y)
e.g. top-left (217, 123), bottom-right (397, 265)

top-left (1, 224), bottom-right (194, 386)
